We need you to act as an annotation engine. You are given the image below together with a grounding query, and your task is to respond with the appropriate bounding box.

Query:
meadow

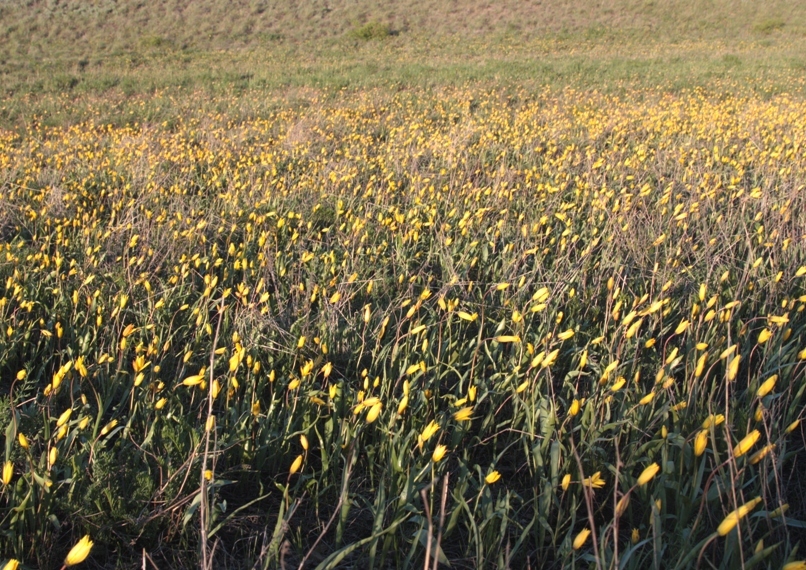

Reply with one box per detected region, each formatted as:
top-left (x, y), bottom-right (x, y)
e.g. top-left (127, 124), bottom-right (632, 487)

top-left (2, 2), bottom-right (806, 569)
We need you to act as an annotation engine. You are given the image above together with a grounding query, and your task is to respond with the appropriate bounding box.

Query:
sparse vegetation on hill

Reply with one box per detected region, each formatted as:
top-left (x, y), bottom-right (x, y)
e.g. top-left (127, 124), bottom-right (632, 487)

top-left (0, 0), bottom-right (803, 106)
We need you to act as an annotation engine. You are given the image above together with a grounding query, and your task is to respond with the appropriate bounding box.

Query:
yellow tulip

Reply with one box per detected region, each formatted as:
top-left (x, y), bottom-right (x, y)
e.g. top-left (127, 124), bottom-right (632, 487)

top-left (727, 355), bottom-right (741, 381)
top-left (64, 535), bottom-right (94, 566)
top-left (573, 528), bottom-right (591, 550)
top-left (2, 461), bottom-right (13, 485)
top-left (578, 350), bottom-right (588, 369)
top-left (694, 429), bottom-right (708, 457)
top-left (289, 454), bottom-right (304, 475)
top-left (636, 463), bottom-right (660, 486)
top-left (582, 471), bottom-right (605, 489)
top-left (749, 444), bottom-right (774, 465)
top-left (717, 497), bottom-right (761, 536)
top-left (56, 408), bottom-right (72, 427)
top-left (734, 430), bottom-right (760, 458)
top-left (366, 402), bottom-right (383, 423)
top-left (626, 318), bottom-right (643, 338)
top-left (611, 377), bottom-right (626, 392)
top-left (561, 473), bottom-right (571, 491)
top-left (694, 353), bottom-right (707, 377)
top-left (485, 470), bottom-right (501, 484)
top-left (432, 444), bottom-right (447, 463)
top-left (453, 406), bottom-right (474, 422)
top-left (639, 392), bottom-right (655, 405)
top-left (420, 421), bottom-right (440, 443)
top-left (182, 375), bottom-right (204, 386)
top-left (702, 414), bottom-right (725, 428)
top-left (756, 375), bottom-right (777, 397)
top-left (531, 351), bottom-right (546, 368)
top-left (542, 349), bottom-right (559, 368)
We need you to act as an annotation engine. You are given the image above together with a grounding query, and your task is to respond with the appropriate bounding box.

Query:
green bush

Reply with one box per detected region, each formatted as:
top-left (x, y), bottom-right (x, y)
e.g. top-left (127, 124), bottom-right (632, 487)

top-left (754, 18), bottom-right (785, 35)
top-left (349, 21), bottom-right (393, 41)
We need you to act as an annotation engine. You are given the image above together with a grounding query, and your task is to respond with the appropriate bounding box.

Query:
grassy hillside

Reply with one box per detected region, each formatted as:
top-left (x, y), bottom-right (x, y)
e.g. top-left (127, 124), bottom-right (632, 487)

top-left (0, 0), bottom-right (805, 106)
top-left (2, 0), bottom-right (805, 58)
top-left (1, 0), bottom-right (805, 64)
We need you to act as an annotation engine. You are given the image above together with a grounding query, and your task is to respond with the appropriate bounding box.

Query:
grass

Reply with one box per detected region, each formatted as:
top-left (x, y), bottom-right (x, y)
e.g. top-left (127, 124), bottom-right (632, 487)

top-left (1, 1), bottom-right (806, 569)
top-left (2, 0), bottom-right (805, 58)
top-left (2, 35), bottom-right (806, 130)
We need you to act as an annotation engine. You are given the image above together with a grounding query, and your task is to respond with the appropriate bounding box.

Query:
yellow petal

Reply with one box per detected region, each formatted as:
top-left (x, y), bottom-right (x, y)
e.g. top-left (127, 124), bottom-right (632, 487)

top-left (636, 462), bottom-right (660, 486)
top-left (485, 470), bottom-right (501, 484)
top-left (573, 528), bottom-right (591, 550)
top-left (289, 454), bottom-right (304, 475)
top-left (64, 535), bottom-right (94, 566)
top-left (734, 430), bottom-right (760, 458)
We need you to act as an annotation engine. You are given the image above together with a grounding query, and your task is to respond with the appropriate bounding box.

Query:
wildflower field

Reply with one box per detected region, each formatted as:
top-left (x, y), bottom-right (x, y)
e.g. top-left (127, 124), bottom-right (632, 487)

top-left (2, 80), bottom-right (806, 569)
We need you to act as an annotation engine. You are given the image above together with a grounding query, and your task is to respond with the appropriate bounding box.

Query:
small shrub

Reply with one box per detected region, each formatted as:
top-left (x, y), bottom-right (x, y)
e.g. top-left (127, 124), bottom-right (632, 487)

top-left (348, 21), bottom-right (392, 41)
top-left (754, 18), bottom-right (785, 34)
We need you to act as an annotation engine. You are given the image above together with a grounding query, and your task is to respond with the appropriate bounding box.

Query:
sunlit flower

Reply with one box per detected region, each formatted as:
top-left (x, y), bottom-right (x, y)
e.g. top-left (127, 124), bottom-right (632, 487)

top-left (573, 528), bottom-right (590, 550)
top-left (717, 498), bottom-right (761, 536)
top-left (756, 375), bottom-right (777, 397)
top-left (636, 463), bottom-right (660, 486)
top-left (582, 471), bottom-right (605, 489)
top-left (64, 535), bottom-right (94, 566)
top-left (734, 430), bottom-right (761, 458)
top-left (289, 454), bottom-right (303, 475)
top-left (2, 461), bottom-right (13, 485)
top-left (561, 473), bottom-right (571, 491)
top-left (485, 470), bottom-right (501, 484)
top-left (453, 406), bottom-right (474, 422)
top-left (694, 429), bottom-right (708, 457)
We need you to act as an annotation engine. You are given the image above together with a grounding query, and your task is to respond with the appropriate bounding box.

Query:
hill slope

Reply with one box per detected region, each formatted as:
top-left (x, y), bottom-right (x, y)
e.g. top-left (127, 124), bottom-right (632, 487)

top-left (1, 0), bottom-right (804, 60)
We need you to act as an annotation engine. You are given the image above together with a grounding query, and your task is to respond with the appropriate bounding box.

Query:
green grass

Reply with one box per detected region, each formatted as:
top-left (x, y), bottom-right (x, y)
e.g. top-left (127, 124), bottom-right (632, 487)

top-left (2, 34), bottom-right (806, 130)
top-left (1, 0), bottom-right (805, 113)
